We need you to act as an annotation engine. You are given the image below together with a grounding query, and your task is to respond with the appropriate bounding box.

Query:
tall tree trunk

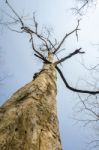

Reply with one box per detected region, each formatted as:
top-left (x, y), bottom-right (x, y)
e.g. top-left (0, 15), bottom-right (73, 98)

top-left (0, 53), bottom-right (62, 150)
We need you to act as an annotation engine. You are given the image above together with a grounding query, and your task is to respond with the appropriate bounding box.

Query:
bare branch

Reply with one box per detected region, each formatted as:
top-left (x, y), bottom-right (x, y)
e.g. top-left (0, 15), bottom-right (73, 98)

top-left (54, 48), bottom-right (84, 65)
top-left (47, 39), bottom-right (56, 52)
top-left (33, 12), bottom-right (38, 33)
top-left (30, 34), bottom-right (48, 60)
top-left (78, 94), bottom-right (99, 118)
top-left (56, 66), bottom-right (99, 95)
top-left (53, 20), bottom-right (80, 54)
top-left (5, 0), bottom-right (52, 56)
top-left (78, 0), bottom-right (88, 11)
top-left (0, 8), bottom-right (19, 22)
top-left (5, 0), bottom-right (24, 27)
top-left (6, 25), bottom-right (23, 33)
top-left (34, 54), bottom-right (51, 64)
top-left (76, 20), bottom-right (80, 41)
top-left (72, 0), bottom-right (88, 15)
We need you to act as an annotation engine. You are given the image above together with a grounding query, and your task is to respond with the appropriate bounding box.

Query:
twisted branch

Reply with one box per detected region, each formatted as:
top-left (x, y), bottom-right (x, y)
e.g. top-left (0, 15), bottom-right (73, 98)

top-left (56, 66), bottom-right (99, 95)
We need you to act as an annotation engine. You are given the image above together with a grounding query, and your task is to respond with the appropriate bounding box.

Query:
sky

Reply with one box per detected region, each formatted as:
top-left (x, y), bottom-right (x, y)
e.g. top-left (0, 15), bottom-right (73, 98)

top-left (0, 0), bottom-right (99, 150)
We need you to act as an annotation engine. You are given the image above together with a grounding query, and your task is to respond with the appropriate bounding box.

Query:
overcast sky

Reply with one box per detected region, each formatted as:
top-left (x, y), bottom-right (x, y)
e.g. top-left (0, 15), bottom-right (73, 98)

top-left (0, 0), bottom-right (99, 150)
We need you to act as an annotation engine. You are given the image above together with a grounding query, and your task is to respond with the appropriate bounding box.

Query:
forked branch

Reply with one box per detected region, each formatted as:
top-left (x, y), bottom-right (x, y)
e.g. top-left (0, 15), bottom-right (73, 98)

top-left (53, 20), bottom-right (80, 54)
top-left (5, 0), bottom-right (52, 55)
top-left (54, 48), bottom-right (84, 65)
top-left (5, 0), bottom-right (24, 27)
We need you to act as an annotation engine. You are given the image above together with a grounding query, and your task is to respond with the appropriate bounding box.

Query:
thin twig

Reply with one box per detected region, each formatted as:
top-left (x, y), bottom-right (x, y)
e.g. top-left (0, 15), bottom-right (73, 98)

top-left (5, 0), bottom-right (24, 27)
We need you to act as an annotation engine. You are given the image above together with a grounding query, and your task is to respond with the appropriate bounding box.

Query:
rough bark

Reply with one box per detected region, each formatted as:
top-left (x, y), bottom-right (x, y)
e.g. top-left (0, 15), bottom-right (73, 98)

top-left (0, 53), bottom-right (62, 150)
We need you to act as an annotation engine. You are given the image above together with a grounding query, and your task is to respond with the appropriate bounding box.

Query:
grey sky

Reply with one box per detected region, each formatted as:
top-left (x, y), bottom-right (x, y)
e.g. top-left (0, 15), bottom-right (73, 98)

top-left (0, 0), bottom-right (99, 150)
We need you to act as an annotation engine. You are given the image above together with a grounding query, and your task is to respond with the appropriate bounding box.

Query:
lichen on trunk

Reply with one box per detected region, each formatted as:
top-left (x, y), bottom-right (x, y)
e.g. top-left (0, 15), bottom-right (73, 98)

top-left (0, 53), bottom-right (62, 150)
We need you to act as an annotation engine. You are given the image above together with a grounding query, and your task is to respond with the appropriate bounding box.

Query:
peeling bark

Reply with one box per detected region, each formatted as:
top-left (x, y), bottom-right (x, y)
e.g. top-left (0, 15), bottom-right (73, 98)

top-left (0, 53), bottom-right (62, 150)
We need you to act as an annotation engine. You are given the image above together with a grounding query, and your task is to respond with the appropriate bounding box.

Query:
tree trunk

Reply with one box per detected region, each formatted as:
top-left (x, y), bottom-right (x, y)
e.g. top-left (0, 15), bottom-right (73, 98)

top-left (0, 53), bottom-right (62, 150)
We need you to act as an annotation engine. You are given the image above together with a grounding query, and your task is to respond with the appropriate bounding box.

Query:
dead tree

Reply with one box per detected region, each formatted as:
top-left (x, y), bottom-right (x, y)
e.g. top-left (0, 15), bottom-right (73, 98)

top-left (0, 0), bottom-right (99, 150)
